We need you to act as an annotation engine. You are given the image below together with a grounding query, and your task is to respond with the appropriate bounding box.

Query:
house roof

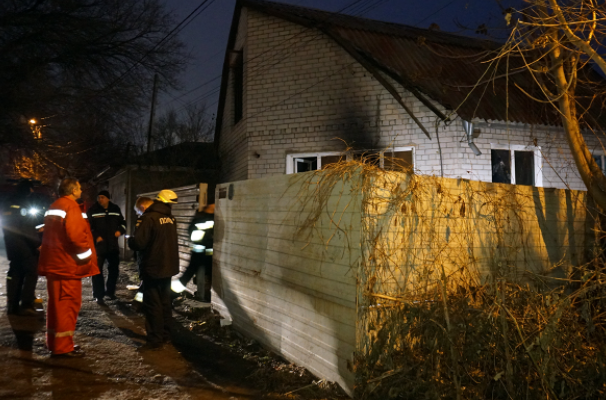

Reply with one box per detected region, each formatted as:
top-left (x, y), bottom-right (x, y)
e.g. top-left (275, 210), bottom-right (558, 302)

top-left (217, 0), bottom-right (606, 135)
top-left (133, 142), bottom-right (218, 170)
top-left (91, 142), bottom-right (218, 184)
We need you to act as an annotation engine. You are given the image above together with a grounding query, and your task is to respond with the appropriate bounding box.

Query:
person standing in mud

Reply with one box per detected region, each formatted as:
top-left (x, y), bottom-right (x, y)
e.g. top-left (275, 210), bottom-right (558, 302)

top-left (87, 190), bottom-right (126, 303)
top-left (127, 190), bottom-right (179, 350)
top-left (1, 180), bottom-right (45, 316)
top-left (38, 178), bottom-right (99, 358)
top-left (176, 203), bottom-right (214, 302)
top-left (131, 196), bottom-right (154, 304)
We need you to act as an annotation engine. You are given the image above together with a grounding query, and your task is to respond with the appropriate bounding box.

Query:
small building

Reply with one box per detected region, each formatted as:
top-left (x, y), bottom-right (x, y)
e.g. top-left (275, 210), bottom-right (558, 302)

top-left (92, 141), bottom-right (218, 259)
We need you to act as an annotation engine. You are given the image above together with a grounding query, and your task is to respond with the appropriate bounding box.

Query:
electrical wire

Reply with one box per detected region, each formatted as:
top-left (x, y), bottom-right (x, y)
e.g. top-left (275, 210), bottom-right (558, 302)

top-left (163, 0), bottom-right (398, 118)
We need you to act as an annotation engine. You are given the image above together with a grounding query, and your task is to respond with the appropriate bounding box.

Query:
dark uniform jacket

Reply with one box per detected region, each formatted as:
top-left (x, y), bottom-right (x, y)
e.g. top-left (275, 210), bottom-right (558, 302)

top-left (87, 201), bottom-right (126, 253)
top-left (1, 194), bottom-right (44, 262)
top-left (188, 210), bottom-right (214, 251)
top-left (127, 201), bottom-right (179, 280)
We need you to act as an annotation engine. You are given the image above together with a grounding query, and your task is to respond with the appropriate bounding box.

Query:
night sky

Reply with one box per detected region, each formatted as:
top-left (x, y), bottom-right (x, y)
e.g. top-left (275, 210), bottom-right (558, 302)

top-left (159, 0), bottom-right (515, 121)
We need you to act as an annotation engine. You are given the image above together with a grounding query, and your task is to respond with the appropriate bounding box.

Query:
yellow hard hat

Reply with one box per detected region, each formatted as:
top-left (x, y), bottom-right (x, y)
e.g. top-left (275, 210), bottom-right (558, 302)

top-left (156, 189), bottom-right (178, 204)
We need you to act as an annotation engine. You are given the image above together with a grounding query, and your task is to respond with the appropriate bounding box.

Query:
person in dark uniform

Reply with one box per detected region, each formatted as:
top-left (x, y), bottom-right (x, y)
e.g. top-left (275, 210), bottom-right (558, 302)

top-left (86, 190), bottom-right (126, 303)
top-left (177, 203), bottom-right (214, 302)
top-left (127, 190), bottom-right (179, 350)
top-left (131, 196), bottom-right (154, 306)
top-left (1, 180), bottom-right (45, 316)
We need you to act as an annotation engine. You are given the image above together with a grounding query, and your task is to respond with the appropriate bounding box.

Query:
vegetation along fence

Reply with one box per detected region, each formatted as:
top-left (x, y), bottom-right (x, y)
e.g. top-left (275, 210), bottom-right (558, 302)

top-left (214, 161), bottom-right (605, 399)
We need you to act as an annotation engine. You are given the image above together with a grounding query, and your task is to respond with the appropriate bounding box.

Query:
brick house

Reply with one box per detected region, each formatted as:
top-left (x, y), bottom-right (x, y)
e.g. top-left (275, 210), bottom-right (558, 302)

top-left (212, 2), bottom-right (606, 393)
top-left (215, 0), bottom-right (606, 190)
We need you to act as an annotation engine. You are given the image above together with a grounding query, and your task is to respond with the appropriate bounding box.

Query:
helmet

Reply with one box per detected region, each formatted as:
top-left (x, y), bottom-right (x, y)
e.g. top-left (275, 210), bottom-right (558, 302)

top-left (156, 190), bottom-right (178, 204)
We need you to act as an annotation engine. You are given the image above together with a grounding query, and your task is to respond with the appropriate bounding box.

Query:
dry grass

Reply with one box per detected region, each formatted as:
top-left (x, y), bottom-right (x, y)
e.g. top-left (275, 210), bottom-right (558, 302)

top-left (294, 158), bottom-right (606, 399)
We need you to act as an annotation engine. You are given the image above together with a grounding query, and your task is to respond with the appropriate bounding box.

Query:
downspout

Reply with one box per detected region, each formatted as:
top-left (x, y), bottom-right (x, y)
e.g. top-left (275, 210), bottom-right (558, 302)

top-left (435, 119), bottom-right (444, 177)
top-left (463, 120), bottom-right (482, 156)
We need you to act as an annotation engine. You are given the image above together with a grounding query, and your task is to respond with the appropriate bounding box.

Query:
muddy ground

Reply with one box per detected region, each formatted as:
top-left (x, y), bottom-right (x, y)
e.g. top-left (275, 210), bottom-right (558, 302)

top-left (0, 243), bottom-right (348, 400)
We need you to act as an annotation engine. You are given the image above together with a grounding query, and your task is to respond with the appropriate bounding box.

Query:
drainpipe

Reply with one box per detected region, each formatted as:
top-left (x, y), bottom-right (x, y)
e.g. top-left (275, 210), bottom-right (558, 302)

top-left (463, 120), bottom-right (482, 156)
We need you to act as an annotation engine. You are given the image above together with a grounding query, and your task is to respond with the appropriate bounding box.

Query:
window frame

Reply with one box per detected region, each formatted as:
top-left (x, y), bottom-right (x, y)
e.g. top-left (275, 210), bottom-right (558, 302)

top-left (286, 151), bottom-right (344, 174)
top-left (285, 146), bottom-right (415, 174)
top-left (379, 146), bottom-right (415, 170)
top-left (490, 143), bottom-right (543, 187)
top-left (592, 150), bottom-right (606, 174)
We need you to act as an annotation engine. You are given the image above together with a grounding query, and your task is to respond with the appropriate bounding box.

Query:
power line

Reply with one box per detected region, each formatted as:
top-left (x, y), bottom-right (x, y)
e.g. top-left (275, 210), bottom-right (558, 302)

top-left (164, 0), bottom-right (378, 115)
top-left (414, 0), bottom-right (457, 28)
top-left (166, 0), bottom-right (456, 126)
top-left (38, 0), bottom-right (217, 123)
top-left (103, 0), bottom-right (216, 94)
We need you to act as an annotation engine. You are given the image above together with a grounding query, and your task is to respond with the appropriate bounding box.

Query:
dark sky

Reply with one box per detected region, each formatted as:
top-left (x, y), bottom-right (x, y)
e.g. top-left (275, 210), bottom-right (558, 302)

top-left (158, 0), bottom-right (513, 121)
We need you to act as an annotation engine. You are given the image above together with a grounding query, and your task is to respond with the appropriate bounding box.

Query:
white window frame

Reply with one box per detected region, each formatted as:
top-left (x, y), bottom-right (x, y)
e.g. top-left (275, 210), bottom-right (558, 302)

top-left (286, 151), bottom-right (344, 174)
top-left (490, 144), bottom-right (543, 187)
top-left (379, 146), bottom-right (415, 169)
top-left (286, 146), bottom-right (415, 174)
top-left (592, 150), bottom-right (606, 174)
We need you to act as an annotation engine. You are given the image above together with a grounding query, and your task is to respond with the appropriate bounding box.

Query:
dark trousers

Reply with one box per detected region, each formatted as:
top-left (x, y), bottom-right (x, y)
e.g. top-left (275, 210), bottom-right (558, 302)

top-left (142, 277), bottom-right (172, 345)
top-left (180, 252), bottom-right (212, 301)
top-left (7, 257), bottom-right (38, 313)
top-left (92, 250), bottom-right (120, 298)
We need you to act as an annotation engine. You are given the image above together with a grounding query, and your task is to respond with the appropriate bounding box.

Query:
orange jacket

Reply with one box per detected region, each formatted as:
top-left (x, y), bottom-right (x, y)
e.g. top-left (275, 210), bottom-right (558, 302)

top-left (38, 196), bottom-right (99, 279)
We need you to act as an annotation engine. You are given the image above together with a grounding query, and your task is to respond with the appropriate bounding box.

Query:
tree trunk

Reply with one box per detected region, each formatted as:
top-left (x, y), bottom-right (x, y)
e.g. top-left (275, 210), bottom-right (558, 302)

top-left (549, 45), bottom-right (606, 210)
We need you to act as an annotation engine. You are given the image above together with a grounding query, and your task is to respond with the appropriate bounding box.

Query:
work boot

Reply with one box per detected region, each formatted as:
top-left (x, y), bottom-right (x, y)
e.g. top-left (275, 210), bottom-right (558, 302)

top-left (6, 277), bottom-right (19, 315)
top-left (18, 306), bottom-right (38, 317)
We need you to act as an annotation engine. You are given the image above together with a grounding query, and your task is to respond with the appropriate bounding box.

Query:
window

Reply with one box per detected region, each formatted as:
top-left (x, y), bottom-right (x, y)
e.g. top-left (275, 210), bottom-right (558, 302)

top-left (383, 148), bottom-right (414, 171)
top-left (593, 152), bottom-right (606, 174)
top-left (490, 144), bottom-right (542, 186)
top-left (286, 152), bottom-right (343, 174)
top-left (286, 147), bottom-right (414, 174)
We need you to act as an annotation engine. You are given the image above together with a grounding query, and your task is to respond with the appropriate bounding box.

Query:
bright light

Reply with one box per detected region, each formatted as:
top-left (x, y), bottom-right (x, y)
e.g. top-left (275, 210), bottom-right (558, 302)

top-left (29, 119), bottom-right (37, 125)
top-left (171, 279), bottom-right (187, 294)
top-left (28, 208), bottom-right (39, 215)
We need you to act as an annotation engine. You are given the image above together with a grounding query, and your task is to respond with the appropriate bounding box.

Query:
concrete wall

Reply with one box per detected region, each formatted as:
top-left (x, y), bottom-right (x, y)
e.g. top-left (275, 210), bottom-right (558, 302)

top-left (362, 173), bottom-right (593, 295)
top-left (213, 168), bottom-right (595, 396)
top-left (217, 7), bottom-right (597, 192)
top-left (213, 172), bottom-right (360, 395)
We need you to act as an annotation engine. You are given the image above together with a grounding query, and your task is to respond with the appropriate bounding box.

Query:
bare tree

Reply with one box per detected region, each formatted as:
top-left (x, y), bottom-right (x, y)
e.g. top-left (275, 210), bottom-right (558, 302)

top-left (152, 103), bottom-right (214, 151)
top-left (0, 0), bottom-right (187, 182)
top-left (496, 1), bottom-right (606, 208)
top-left (153, 109), bottom-right (180, 150)
top-left (178, 103), bottom-right (215, 143)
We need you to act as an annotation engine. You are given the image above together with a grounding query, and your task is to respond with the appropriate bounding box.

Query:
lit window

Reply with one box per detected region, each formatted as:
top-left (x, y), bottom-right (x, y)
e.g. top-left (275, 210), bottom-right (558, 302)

top-left (490, 145), bottom-right (542, 186)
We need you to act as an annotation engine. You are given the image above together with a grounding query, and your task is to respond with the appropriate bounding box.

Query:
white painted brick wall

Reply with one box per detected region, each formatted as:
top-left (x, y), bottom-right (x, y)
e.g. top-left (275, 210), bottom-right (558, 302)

top-left (217, 7), bottom-right (595, 191)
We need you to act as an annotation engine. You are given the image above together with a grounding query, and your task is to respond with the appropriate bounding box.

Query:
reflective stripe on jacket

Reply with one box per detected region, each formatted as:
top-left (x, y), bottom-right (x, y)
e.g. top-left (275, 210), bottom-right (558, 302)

top-left (38, 196), bottom-right (99, 279)
top-left (86, 201), bottom-right (126, 253)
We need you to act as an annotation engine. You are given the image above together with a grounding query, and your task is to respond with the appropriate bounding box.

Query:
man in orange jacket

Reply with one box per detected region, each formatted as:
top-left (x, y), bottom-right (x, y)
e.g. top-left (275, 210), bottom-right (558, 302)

top-left (38, 178), bottom-right (99, 358)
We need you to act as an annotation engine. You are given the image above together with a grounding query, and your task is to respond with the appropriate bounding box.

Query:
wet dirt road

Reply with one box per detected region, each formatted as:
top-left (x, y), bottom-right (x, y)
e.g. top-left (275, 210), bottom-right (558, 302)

top-left (0, 239), bottom-right (260, 399)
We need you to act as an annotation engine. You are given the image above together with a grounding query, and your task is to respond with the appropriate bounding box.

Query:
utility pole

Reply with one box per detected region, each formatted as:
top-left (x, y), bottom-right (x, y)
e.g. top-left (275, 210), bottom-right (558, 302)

top-left (146, 73), bottom-right (159, 153)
